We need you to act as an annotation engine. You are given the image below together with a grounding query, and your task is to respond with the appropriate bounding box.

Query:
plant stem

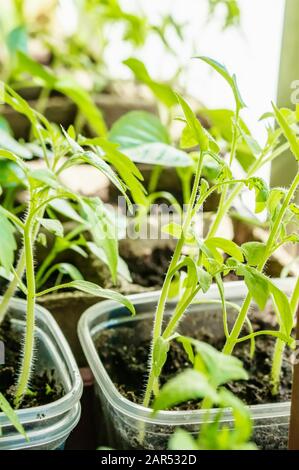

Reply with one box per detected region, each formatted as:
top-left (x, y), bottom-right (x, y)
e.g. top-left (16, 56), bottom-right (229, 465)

top-left (271, 338), bottom-right (285, 395)
top-left (143, 151), bottom-right (205, 408)
top-left (14, 224), bottom-right (36, 406)
top-left (223, 170), bottom-right (299, 355)
top-left (35, 248), bottom-right (58, 288)
top-left (270, 277), bottom-right (299, 394)
top-left (0, 192), bottom-right (50, 325)
top-left (148, 166), bottom-right (163, 194)
top-left (0, 254), bottom-right (26, 324)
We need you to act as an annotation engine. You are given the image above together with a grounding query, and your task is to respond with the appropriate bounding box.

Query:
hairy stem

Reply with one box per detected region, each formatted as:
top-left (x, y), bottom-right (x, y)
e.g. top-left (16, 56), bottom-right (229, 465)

top-left (14, 224), bottom-right (36, 406)
top-left (223, 170), bottom-right (299, 355)
top-left (0, 192), bottom-right (50, 325)
top-left (143, 151), bottom-right (205, 408)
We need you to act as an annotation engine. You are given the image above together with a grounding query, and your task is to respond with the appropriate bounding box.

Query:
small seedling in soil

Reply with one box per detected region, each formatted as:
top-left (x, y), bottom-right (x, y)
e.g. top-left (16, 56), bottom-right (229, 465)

top-left (0, 84), bottom-right (139, 433)
top-left (153, 336), bottom-right (256, 450)
top-left (141, 58), bottom-right (299, 435)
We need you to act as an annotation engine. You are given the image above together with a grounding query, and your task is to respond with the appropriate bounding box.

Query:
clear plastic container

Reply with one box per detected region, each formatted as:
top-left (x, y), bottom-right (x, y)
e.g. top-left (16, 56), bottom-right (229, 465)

top-left (78, 279), bottom-right (296, 450)
top-left (0, 298), bottom-right (83, 450)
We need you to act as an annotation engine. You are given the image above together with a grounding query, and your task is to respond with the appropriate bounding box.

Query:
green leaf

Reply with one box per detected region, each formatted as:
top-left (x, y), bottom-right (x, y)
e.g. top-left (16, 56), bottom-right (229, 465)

top-left (38, 218), bottom-right (64, 238)
top-left (162, 222), bottom-right (182, 239)
top-left (17, 51), bottom-right (56, 87)
top-left (110, 111), bottom-right (170, 147)
top-left (125, 143), bottom-right (192, 167)
top-left (290, 203), bottom-right (299, 219)
top-left (218, 388), bottom-right (253, 444)
top-left (198, 57), bottom-right (246, 111)
top-left (181, 338), bottom-right (248, 386)
top-left (0, 160), bottom-right (25, 188)
top-left (246, 177), bottom-right (269, 213)
top-left (81, 198), bottom-right (118, 283)
top-left (0, 149), bottom-right (27, 171)
top-left (109, 111), bottom-right (191, 168)
top-left (0, 129), bottom-right (32, 159)
top-left (176, 94), bottom-right (209, 151)
top-left (55, 263), bottom-right (83, 281)
top-left (0, 267), bottom-right (14, 282)
top-left (7, 26), bottom-right (27, 57)
top-left (267, 281), bottom-right (293, 336)
top-left (153, 369), bottom-right (218, 411)
top-left (87, 242), bottom-right (132, 283)
top-left (180, 124), bottom-right (198, 149)
top-left (168, 429), bottom-right (199, 450)
top-left (153, 337), bottom-right (170, 377)
top-left (0, 392), bottom-right (27, 440)
top-left (17, 52), bottom-right (107, 136)
top-left (197, 267), bottom-right (212, 293)
top-left (124, 58), bottom-right (177, 107)
top-left (238, 265), bottom-right (269, 311)
top-left (272, 103), bottom-right (299, 161)
top-left (56, 77), bottom-right (107, 136)
top-left (49, 199), bottom-right (85, 224)
top-left (206, 237), bottom-right (244, 262)
top-left (179, 336), bottom-right (195, 364)
top-left (241, 242), bottom-right (266, 267)
top-left (37, 280), bottom-right (135, 315)
top-left (41, 263), bottom-right (83, 287)
top-left (0, 212), bottom-right (17, 274)
top-left (87, 138), bottom-right (146, 206)
top-left (28, 169), bottom-right (60, 189)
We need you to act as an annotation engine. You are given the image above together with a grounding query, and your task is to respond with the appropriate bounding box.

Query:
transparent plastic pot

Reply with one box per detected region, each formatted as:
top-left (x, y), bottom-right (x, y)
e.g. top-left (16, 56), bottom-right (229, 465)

top-left (0, 298), bottom-right (83, 450)
top-left (78, 278), bottom-right (296, 450)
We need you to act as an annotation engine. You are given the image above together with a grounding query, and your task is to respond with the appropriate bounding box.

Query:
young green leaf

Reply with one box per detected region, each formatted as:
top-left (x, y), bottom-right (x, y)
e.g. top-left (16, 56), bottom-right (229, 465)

top-left (49, 199), bottom-right (85, 224)
top-left (272, 103), bottom-right (299, 161)
top-left (218, 388), bottom-right (253, 444)
top-left (38, 218), bottom-right (64, 238)
top-left (197, 57), bottom-right (246, 111)
top-left (124, 58), bottom-right (177, 107)
top-left (176, 94), bottom-right (209, 151)
top-left (153, 337), bottom-right (170, 378)
top-left (17, 52), bottom-right (107, 136)
top-left (196, 267), bottom-right (212, 293)
top-left (168, 429), bottom-right (199, 451)
top-left (152, 369), bottom-right (219, 411)
top-left (0, 213), bottom-right (17, 274)
top-left (180, 338), bottom-right (248, 386)
top-left (246, 177), bottom-right (269, 213)
top-left (80, 198), bottom-right (118, 284)
top-left (28, 169), bottom-right (60, 189)
top-left (109, 111), bottom-right (170, 147)
top-left (87, 242), bottom-right (132, 283)
top-left (205, 237), bottom-right (244, 262)
top-left (109, 111), bottom-right (192, 167)
top-left (0, 129), bottom-right (32, 160)
top-left (241, 242), bottom-right (266, 267)
top-left (37, 280), bottom-right (135, 315)
top-left (238, 265), bottom-right (270, 310)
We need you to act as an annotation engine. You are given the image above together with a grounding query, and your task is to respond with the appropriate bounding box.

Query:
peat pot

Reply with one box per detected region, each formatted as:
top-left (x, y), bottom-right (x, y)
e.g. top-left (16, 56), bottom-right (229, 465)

top-left (0, 298), bottom-right (83, 450)
top-left (78, 278), bottom-right (296, 450)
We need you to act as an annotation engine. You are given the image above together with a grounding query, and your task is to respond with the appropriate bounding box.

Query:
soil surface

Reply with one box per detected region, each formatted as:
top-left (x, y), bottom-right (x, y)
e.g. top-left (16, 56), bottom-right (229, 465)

top-left (96, 312), bottom-right (292, 410)
top-left (0, 317), bottom-right (63, 408)
top-left (122, 246), bottom-right (174, 288)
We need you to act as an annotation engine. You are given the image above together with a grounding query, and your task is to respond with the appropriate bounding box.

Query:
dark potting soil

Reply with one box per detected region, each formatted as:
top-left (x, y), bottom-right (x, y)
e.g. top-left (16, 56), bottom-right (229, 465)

top-left (0, 317), bottom-right (63, 408)
top-left (96, 314), bottom-right (292, 409)
top-left (122, 246), bottom-right (174, 288)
